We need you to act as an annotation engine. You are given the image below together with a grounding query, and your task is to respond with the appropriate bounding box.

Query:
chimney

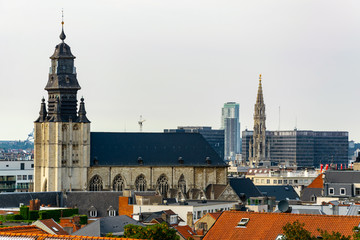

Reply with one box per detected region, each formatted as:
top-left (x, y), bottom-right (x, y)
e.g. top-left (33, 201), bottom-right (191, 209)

top-left (187, 212), bottom-right (194, 227)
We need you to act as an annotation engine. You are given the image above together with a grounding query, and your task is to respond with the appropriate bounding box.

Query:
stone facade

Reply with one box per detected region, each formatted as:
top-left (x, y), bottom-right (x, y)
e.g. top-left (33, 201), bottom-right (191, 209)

top-left (34, 121), bottom-right (90, 192)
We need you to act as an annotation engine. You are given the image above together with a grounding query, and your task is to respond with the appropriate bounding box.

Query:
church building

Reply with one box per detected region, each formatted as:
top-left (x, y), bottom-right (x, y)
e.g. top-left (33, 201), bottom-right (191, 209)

top-left (33, 22), bottom-right (228, 199)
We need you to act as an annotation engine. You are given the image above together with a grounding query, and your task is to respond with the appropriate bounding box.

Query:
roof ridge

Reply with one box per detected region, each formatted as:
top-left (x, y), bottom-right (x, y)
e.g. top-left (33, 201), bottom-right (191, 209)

top-left (225, 210), bottom-right (360, 218)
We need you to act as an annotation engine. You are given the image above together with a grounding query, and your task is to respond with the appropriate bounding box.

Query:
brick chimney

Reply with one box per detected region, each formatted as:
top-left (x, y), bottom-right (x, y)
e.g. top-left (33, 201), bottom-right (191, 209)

top-left (187, 212), bottom-right (194, 227)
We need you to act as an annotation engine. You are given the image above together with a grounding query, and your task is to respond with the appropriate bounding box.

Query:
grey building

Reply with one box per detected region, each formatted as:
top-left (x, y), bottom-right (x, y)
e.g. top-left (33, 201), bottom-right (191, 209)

top-left (221, 102), bottom-right (241, 160)
top-left (242, 130), bottom-right (348, 167)
top-left (164, 126), bottom-right (224, 159)
top-left (323, 171), bottom-right (360, 198)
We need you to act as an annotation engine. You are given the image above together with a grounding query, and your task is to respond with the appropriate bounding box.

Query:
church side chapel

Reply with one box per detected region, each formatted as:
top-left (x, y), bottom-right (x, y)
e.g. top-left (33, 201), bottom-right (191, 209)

top-left (34, 20), bottom-right (228, 200)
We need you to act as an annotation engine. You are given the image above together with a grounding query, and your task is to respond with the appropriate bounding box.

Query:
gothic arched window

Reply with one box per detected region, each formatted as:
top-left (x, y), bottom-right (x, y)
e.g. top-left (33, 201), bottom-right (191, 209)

top-left (178, 174), bottom-right (186, 194)
top-left (135, 174), bottom-right (146, 191)
top-left (113, 174), bottom-right (125, 191)
top-left (157, 174), bottom-right (169, 196)
top-left (89, 175), bottom-right (103, 191)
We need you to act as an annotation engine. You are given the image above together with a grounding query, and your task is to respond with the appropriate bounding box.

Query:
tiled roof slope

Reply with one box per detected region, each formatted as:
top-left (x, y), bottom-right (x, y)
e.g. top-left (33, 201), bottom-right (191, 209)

top-left (228, 178), bottom-right (262, 199)
top-left (90, 132), bottom-right (226, 167)
top-left (36, 219), bottom-right (69, 235)
top-left (0, 232), bottom-right (141, 240)
top-left (257, 185), bottom-right (299, 201)
top-left (307, 173), bottom-right (323, 188)
top-left (174, 225), bottom-right (196, 239)
top-left (0, 225), bottom-right (48, 234)
top-left (324, 171), bottom-right (360, 183)
top-left (203, 211), bottom-right (360, 240)
top-left (208, 212), bottom-right (222, 220)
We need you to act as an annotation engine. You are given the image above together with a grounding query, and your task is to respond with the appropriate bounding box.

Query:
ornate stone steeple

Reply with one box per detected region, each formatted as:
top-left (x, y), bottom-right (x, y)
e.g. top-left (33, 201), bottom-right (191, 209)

top-left (249, 74), bottom-right (268, 167)
top-left (43, 19), bottom-right (82, 122)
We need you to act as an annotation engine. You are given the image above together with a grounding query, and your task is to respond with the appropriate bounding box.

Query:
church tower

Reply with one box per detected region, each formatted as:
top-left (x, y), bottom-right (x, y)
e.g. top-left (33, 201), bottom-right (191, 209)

top-left (249, 74), bottom-right (268, 167)
top-left (34, 19), bottom-right (90, 192)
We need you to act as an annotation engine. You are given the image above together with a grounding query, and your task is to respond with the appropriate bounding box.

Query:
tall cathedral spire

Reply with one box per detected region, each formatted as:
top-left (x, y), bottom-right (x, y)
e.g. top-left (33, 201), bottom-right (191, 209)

top-left (249, 74), bottom-right (268, 167)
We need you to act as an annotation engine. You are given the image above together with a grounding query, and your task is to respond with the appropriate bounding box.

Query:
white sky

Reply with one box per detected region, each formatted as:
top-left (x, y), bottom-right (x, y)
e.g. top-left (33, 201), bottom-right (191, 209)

top-left (0, 0), bottom-right (359, 141)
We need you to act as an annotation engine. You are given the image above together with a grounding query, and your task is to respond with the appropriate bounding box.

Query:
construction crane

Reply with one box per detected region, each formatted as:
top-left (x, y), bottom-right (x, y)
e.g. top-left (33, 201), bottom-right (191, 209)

top-left (138, 115), bottom-right (146, 132)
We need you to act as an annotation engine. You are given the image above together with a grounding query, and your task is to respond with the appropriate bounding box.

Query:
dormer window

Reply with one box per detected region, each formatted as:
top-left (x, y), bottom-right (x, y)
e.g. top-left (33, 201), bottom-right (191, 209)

top-left (89, 210), bottom-right (97, 217)
top-left (237, 218), bottom-right (249, 227)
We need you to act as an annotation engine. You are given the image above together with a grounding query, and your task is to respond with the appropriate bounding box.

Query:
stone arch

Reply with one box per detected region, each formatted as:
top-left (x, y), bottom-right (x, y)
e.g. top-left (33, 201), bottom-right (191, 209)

top-left (89, 175), bottom-right (103, 191)
top-left (112, 174), bottom-right (126, 191)
top-left (178, 174), bottom-right (186, 194)
top-left (135, 174), bottom-right (147, 191)
top-left (156, 174), bottom-right (169, 197)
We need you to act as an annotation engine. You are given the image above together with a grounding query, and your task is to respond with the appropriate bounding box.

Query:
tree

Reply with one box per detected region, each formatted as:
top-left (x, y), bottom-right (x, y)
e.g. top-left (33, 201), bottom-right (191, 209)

top-left (282, 220), bottom-right (315, 240)
top-left (282, 221), bottom-right (354, 240)
top-left (123, 222), bottom-right (180, 240)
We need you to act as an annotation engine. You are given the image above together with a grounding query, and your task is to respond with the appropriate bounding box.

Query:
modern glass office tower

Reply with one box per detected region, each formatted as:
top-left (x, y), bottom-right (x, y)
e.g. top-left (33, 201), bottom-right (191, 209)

top-left (242, 130), bottom-right (348, 167)
top-left (221, 102), bottom-right (241, 160)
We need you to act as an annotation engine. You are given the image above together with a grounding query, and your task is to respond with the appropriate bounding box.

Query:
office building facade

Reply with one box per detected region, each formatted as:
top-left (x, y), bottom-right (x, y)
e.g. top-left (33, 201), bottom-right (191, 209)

top-left (221, 102), bottom-right (241, 160)
top-left (242, 130), bottom-right (348, 167)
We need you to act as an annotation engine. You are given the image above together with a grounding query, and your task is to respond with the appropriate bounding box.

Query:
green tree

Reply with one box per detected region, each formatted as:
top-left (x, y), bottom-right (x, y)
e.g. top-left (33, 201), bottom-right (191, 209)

top-left (282, 221), bottom-right (355, 240)
top-left (282, 220), bottom-right (315, 240)
top-left (124, 222), bottom-right (180, 240)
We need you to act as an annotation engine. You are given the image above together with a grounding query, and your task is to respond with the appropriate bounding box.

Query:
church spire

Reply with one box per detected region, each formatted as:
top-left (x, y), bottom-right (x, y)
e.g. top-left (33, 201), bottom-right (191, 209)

top-left (256, 74), bottom-right (264, 105)
top-left (78, 97), bottom-right (90, 123)
top-left (35, 97), bottom-right (47, 123)
top-left (59, 10), bottom-right (66, 42)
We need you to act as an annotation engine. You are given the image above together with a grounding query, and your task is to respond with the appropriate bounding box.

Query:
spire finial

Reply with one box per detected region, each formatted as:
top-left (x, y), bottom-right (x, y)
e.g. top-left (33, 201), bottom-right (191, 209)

top-left (259, 74), bottom-right (262, 83)
top-left (60, 9), bottom-right (66, 42)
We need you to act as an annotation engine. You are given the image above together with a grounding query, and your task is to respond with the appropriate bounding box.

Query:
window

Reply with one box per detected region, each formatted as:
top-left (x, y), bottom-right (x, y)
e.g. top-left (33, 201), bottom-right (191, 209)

top-left (329, 188), bottom-right (335, 195)
top-left (197, 211), bottom-right (201, 219)
top-left (113, 175), bottom-right (125, 191)
top-left (266, 179), bottom-right (270, 184)
top-left (17, 175), bottom-right (21, 180)
top-left (261, 179), bottom-right (264, 184)
top-left (178, 174), bottom-right (186, 194)
top-left (294, 180), bottom-right (298, 184)
top-left (89, 175), bottom-right (103, 191)
top-left (28, 175), bottom-right (33, 180)
top-left (170, 215), bottom-right (178, 224)
top-left (340, 188), bottom-right (346, 195)
top-left (237, 218), bottom-right (250, 227)
top-left (108, 210), bottom-right (116, 217)
top-left (135, 174), bottom-right (146, 191)
top-left (199, 222), bottom-right (208, 231)
top-left (31, 164), bottom-right (34, 168)
top-left (89, 210), bottom-right (97, 217)
top-left (20, 163), bottom-right (25, 170)
top-left (156, 174), bottom-right (169, 196)
top-left (278, 180), bottom-right (283, 184)
top-left (289, 180), bottom-right (293, 184)
top-left (23, 175), bottom-right (27, 180)
top-left (273, 180), bottom-right (277, 184)
top-left (283, 180), bottom-right (288, 184)
top-left (256, 179), bottom-right (259, 183)
top-left (356, 188), bottom-right (360, 196)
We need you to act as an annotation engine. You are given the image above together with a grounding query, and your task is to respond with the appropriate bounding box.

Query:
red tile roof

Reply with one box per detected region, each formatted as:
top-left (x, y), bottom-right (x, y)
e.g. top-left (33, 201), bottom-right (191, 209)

top-left (203, 211), bottom-right (360, 240)
top-left (0, 232), bottom-right (142, 240)
top-left (0, 225), bottom-right (48, 234)
top-left (174, 225), bottom-right (196, 239)
top-left (208, 212), bottom-right (222, 220)
top-left (38, 219), bottom-right (69, 235)
top-left (307, 173), bottom-right (323, 188)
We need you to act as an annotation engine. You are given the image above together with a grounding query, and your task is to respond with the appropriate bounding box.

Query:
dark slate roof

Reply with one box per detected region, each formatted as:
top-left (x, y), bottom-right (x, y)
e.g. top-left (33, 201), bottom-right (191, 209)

top-left (0, 192), bottom-right (63, 208)
top-left (63, 192), bottom-right (121, 218)
top-left (324, 171), bottom-right (360, 183)
top-left (90, 132), bottom-right (227, 167)
top-left (72, 215), bottom-right (144, 237)
top-left (300, 188), bottom-right (322, 202)
top-left (228, 178), bottom-right (263, 200)
top-left (257, 185), bottom-right (299, 201)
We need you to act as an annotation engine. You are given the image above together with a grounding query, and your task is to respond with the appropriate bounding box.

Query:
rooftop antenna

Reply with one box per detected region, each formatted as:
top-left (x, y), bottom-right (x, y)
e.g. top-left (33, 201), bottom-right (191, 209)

top-left (138, 115), bottom-right (146, 132)
top-left (60, 9), bottom-right (66, 42)
top-left (294, 115), bottom-right (297, 131)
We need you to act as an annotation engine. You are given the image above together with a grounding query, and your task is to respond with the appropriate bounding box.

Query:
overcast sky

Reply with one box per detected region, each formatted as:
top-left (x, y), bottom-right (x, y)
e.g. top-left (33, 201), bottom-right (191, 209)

top-left (1, 0), bottom-right (359, 142)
